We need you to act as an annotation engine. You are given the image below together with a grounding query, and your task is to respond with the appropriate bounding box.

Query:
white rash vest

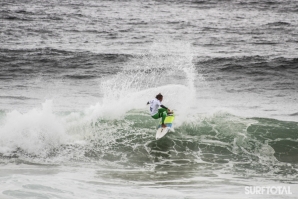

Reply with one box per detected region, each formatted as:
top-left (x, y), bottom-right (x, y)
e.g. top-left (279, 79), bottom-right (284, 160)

top-left (148, 98), bottom-right (162, 116)
top-left (148, 98), bottom-right (168, 116)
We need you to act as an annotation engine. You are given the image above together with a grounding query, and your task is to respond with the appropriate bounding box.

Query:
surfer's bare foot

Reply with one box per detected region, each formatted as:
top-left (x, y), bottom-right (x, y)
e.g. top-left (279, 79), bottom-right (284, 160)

top-left (162, 124), bottom-right (166, 128)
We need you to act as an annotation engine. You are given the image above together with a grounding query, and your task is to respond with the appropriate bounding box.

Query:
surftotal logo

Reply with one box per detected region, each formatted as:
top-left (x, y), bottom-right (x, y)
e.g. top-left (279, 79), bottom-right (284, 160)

top-left (245, 186), bottom-right (292, 195)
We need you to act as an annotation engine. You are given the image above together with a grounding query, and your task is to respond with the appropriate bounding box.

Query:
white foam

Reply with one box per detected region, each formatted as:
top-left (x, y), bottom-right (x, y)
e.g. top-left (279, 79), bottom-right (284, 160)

top-left (0, 100), bottom-right (68, 156)
top-left (84, 40), bottom-right (200, 126)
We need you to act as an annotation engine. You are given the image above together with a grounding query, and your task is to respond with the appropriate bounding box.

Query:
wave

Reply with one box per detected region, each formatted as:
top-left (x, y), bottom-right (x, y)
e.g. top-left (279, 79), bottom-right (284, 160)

top-left (0, 48), bottom-right (132, 61)
top-left (289, 112), bottom-right (298, 116)
top-left (0, 96), bottom-right (36, 100)
top-left (0, 41), bottom-right (297, 181)
top-left (0, 48), bottom-right (130, 79)
top-left (0, 41), bottom-right (198, 161)
top-left (0, 9), bottom-right (38, 21)
top-left (2, 15), bottom-right (32, 21)
top-left (266, 22), bottom-right (291, 26)
top-left (1, 8), bottom-right (65, 22)
top-left (63, 74), bottom-right (99, 80)
top-left (1, 104), bottom-right (298, 179)
top-left (80, 112), bottom-right (296, 174)
top-left (197, 56), bottom-right (298, 71)
top-left (188, 0), bottom-right (298, 13)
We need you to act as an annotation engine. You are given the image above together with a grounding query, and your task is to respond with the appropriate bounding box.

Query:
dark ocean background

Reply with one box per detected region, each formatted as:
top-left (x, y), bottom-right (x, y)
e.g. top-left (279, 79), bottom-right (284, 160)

top-left (0, 0), bottom-right (298, 198)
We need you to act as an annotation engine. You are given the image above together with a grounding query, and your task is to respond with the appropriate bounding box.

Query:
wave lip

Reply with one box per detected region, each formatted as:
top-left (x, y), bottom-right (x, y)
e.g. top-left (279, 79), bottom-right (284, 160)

top-left (289, 112), bottom-right (298, 116)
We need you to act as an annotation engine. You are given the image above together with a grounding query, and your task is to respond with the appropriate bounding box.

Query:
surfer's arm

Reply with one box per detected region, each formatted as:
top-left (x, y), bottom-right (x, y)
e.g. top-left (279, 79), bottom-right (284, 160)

top-left (160, 105), bottom-right (168, 110)
top-left (147, 101), bottom-right (149, 105)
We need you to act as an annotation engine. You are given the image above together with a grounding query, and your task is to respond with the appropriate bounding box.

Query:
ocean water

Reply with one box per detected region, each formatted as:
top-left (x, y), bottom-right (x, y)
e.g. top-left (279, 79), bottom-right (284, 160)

top-left (1, 0), bottom-right (298, 198)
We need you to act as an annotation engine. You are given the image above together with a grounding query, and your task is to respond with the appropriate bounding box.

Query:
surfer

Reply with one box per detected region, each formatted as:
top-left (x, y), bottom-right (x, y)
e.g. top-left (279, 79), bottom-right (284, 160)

top-left (147, 93), bottom-right (172, 128)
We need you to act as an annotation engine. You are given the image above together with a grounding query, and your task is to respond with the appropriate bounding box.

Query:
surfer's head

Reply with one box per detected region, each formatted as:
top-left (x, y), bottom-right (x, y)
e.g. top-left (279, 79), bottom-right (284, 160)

top-left (156, 93), bottom-right (163, 101)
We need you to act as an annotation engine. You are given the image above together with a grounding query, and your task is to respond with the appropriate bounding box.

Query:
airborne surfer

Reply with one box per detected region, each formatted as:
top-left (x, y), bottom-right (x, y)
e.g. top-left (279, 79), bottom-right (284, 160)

top-left (147, 93), bottom-right (173, 128)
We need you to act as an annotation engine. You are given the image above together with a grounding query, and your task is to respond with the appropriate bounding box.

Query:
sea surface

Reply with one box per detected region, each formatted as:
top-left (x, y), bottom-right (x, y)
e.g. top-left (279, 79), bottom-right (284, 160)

top-left (0, 0), bottom-right (298, 198)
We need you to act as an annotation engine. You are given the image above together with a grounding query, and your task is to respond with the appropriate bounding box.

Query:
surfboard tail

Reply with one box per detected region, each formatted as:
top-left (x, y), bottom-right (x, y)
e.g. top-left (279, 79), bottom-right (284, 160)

top-left (157, 123), bottom-right (172, 129)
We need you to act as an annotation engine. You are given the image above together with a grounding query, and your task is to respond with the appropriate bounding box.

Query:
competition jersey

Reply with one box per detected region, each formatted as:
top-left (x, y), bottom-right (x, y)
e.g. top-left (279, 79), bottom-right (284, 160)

top-left (148, 98), bottom-right (162, 116)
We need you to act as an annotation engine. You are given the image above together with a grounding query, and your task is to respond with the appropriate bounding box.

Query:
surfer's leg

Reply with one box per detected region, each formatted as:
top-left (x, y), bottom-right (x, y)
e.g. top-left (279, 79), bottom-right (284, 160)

top-left (151, 108), bottom-right (167, 127)
top-left (158, 108), bottom-right (167, 122)
top-left (157, 108), bottom-right (167, 126)
top-left (151, 108), bottom-right (167, 119)
top-left (161, 111), bottom-right (167, 127)
top-left (151, 113), bottom-right (160, 119)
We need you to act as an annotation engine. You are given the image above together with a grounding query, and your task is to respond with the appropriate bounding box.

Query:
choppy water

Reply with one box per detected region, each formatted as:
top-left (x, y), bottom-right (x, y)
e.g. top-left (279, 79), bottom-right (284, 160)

top-left (1, 0), bottom-right (298, 198)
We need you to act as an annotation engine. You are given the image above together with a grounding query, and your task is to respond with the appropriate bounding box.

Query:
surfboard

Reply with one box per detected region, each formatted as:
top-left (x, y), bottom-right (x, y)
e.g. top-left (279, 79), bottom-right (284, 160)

top-left (156, 114), bottom-right (175, 140)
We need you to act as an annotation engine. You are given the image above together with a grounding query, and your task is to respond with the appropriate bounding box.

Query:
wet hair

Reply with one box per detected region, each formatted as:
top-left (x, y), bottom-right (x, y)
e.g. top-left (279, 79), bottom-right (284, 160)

top-left (156, 93), bottom-right (163, 99)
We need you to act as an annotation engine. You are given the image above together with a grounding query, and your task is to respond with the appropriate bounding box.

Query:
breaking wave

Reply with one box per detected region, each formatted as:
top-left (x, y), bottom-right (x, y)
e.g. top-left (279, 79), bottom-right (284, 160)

top-left (0, 42), bottom-right (297, 181)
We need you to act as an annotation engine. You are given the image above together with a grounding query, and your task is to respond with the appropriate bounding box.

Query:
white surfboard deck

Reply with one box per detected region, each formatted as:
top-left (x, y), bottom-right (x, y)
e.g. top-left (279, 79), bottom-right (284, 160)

top-left (155, 114), bottom-right (175, 140)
